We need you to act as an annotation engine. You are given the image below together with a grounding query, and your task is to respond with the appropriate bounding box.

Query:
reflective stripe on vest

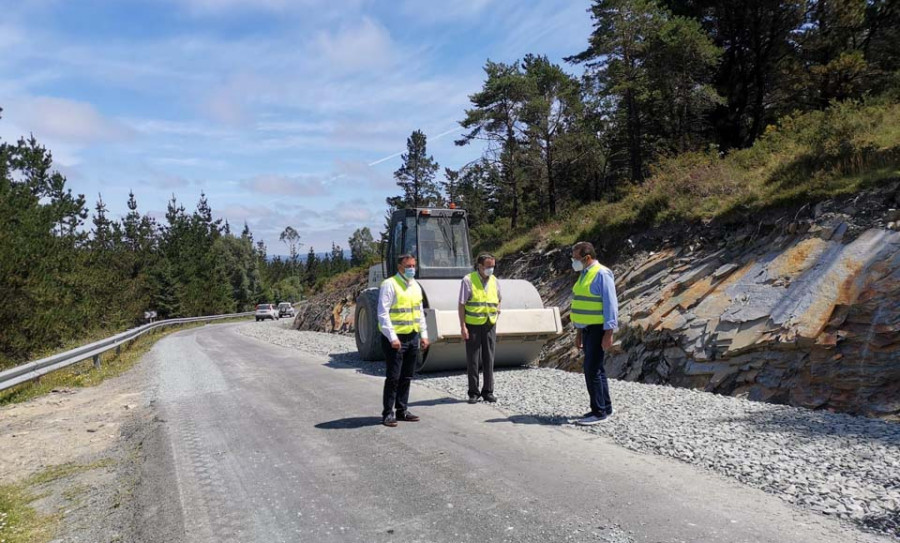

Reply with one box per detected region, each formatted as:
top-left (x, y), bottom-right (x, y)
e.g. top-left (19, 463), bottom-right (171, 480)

top-left (379, 274), bottom-right (423, 334)
top-left (571, 263), bottom-right (605, 326)
top-left (464, 271), bottom-right (499, 325)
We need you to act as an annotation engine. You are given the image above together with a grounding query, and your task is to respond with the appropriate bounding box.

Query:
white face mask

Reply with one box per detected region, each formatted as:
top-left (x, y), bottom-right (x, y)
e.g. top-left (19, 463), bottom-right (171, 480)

top-left (572, 258), bottom-right (584, 272)
top-left (483, 267), bottom-right (494, 276)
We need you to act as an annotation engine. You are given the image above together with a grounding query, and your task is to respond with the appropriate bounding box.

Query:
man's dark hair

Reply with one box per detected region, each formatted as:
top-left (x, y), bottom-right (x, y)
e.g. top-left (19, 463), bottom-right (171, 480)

top-left (475, 253), bottom-right (495, 267)
top-left (397, 253), bottom-right (416, 266)
top-left (572, 241), bottom-right (596, 259)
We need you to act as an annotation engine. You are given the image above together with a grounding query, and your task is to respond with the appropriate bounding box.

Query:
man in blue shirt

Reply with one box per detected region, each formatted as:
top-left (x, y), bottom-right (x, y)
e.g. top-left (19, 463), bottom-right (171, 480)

top-left (570, 241), bottom-right (619, 426)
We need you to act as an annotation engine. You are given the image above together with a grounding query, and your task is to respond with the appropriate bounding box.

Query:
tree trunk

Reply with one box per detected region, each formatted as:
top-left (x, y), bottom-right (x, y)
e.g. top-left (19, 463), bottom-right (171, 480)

top-left (546, 140), bottom-right (556, 216)
top-left (625, 89), bottom-right (644, 182)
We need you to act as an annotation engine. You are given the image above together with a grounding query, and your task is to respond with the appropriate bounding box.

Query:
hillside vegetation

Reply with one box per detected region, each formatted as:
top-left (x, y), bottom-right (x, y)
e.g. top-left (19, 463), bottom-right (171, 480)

top-left (488, 100), bottom-right (900, 259)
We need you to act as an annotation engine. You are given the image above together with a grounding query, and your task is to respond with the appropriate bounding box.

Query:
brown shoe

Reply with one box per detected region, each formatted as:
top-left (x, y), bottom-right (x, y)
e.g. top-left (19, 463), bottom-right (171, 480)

top-left (382, 413), bottom-right (398, 427)
top-left (396, 411), bottom-right (420, 422)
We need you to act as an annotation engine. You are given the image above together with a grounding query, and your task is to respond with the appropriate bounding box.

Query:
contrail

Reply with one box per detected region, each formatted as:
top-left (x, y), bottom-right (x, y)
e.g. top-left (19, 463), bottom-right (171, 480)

top-left (367, 150), bottom-right (404, 167)
top-left (367, 126), bottom-right (462, 167)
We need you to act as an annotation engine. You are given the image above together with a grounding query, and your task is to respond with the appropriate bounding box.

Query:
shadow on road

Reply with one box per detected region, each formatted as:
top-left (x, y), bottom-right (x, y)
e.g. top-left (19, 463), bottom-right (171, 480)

top-left (484, 414), bottom-right (568, 426)
top-left (315, 416), bottom-right (383, 429)
top-left (325, 351), bottom-right (468, 382)
top-left (408, 397), bottom-right (466, 407)
top-left (324, 351), bottom-right (387, 377)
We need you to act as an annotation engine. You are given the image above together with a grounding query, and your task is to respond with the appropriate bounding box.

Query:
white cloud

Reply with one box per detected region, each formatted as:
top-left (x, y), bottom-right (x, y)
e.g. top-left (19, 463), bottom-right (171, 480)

top-left (145, 173), bottom-right (192, 190)
top-left (171, 0), bottom-right (293, 14)
top-left (131, 119), bottom-right (231, 138)
top-left (0, 24), bottom-right (24, 51)
top-left (314, 17), bottom-right (395, 73)
top-left (152, 157), bottom-right (228, 169)
top-left (334, 159), bottom-right (394, 190)
top-left (332, 205), bottom-right (375, 223)
top-left (401, 0), bottom-right (494, 22)
top-left (6, 96), bottom-right (133, 144)
top-left (241, 173), bottom-right (331, 196)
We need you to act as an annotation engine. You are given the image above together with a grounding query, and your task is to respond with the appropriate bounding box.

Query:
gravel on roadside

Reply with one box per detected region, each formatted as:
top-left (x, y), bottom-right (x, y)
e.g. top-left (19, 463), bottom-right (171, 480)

top-left (238, 321), bottom-right (900, 538)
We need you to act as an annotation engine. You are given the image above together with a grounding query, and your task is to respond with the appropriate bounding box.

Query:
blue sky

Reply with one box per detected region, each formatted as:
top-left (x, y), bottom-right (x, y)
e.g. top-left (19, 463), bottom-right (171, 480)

top-left (0, 0), bottom-right (592, 252)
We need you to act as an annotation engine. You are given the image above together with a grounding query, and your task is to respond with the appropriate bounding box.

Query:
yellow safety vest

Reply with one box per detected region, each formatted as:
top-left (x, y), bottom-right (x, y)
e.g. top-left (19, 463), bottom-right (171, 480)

top-left (380, 274), bottom-right (423, 334)
top-left (571, 263), bottom-right (606, 326)
top-left (464, 272), bottom-right (499, 326)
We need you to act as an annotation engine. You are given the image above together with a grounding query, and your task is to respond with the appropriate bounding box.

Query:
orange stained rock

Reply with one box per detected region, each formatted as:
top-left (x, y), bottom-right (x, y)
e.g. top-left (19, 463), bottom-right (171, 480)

top-left (659, 309), bottom-right (688, 331)
top-left (766, 238), bottom-right (830, 280)
top-left (794, 245), bottom-right (870, 340)
top-left (642, 262), bottom-right (751, 326)
top-left (690, 262), bottom-right (755, 319)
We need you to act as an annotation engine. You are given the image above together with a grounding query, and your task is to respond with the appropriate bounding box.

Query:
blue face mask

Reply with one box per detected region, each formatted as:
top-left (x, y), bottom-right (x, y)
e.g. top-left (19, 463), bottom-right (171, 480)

top-left (403, 267), bottom-right (416, 279)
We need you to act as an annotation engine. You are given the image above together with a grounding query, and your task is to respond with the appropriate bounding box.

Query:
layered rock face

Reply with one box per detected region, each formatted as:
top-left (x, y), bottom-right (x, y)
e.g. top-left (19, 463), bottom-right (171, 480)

top-left (606, 226), bottom-right (900, 420)
top-left (524, 188), bottom-right (900, 420)
top-left (291, 270), bottom-right (365, 334)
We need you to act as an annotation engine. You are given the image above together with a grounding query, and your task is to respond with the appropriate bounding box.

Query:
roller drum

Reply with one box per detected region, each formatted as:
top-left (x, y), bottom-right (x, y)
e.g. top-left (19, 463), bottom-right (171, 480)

top-left (416, 279), bottom-right (562, 372)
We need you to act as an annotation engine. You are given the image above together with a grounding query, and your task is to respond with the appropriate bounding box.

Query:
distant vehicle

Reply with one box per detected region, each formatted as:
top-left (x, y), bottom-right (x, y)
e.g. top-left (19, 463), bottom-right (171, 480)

top-left (277, 302), bottom-right (295, 318)
top-left (255, 304), bottom-right (279, 321)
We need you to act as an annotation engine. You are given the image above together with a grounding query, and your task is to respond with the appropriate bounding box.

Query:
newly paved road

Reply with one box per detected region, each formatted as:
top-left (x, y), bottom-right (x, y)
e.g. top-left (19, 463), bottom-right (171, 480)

top-left (135, 324), bottom-right (889, 542)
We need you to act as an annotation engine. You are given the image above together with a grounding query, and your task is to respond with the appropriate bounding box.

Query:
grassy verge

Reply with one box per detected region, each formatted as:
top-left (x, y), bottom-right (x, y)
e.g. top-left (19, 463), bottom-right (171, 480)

top-left (0, 460), bottom-right (116, 543)
top-left (0, 316), bottom-right (252, 406)
top-left (486, 100), bottom-right (900, 259)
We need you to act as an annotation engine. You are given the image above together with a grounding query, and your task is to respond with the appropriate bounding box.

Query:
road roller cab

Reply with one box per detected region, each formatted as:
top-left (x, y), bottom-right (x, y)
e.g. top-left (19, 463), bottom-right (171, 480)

top-left (354, 207), bottom-right (563, 371)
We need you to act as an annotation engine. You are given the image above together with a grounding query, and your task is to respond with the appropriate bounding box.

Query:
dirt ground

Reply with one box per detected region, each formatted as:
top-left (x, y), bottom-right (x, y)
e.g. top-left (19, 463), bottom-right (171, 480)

top-left (0, 369), bottom-right (146, 486)
top-left (0, 357), bottom-right (154, 543)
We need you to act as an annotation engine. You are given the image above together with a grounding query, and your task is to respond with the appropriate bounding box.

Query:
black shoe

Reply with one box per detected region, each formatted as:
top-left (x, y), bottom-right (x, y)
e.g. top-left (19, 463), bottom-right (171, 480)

top-left (396, 411), bottom-right (420, 422)
top-left (467, 393), bottom-right (479, 404)
top-left (382, 413), bottom-right (398, 427)
top-left (482, 392), bottom-right (497, 403)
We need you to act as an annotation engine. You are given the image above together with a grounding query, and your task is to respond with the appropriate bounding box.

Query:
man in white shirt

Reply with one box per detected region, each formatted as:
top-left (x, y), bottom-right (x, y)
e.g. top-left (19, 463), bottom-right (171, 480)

top-left (377, 254), bottom-right (430, 427)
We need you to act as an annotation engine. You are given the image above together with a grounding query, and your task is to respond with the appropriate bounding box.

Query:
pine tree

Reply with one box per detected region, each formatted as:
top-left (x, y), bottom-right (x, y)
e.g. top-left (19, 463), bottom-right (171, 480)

top-left (520, 54), bottom-right (584, 217)
top-left (568, 0), bottom-right (721, 179)
top-left (391, 130), bottom-right (442, 208)
top-left (305, 246), bottom-right (318, 286)
top-left (442, 167), bottom-right (460, 205)
top-left (331, 242), bottom-right (347, 273)
top-left (457, 60), bottom-right (529, 227)
top-left (149, 258), bottom-right (180, 318)
top-left (91, 194), bottom-right (115, 252)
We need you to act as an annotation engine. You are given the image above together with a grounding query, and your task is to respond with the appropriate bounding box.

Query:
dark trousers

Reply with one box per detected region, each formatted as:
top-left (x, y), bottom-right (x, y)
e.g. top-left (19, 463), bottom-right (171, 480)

top-left (465, 323), bottom-right (496, 396)
top-left (381, 332), bottom-right (419, 418)
top-left (583, 325), bottom-right (612, 416)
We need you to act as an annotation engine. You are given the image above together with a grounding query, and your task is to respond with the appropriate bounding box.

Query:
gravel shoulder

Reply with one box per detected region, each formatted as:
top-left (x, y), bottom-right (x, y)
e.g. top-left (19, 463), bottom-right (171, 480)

top-left (0, 346), bottom-right (154, 542)
top-left (238, 320), bottom-right (900, 539)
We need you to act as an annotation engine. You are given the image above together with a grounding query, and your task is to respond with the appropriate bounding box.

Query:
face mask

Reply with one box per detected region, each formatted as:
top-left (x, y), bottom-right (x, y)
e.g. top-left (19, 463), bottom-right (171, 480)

top-left (483, 267), bottom-right (494, 276)
top-left (572, 258), bottom-right (584, 272)
top-left (403, 267), bottom-right (416, 279)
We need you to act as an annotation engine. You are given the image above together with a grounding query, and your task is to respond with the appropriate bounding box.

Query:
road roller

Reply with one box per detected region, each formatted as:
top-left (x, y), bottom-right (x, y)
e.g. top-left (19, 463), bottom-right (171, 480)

top-left (354, 207), bottom-right (562, 371)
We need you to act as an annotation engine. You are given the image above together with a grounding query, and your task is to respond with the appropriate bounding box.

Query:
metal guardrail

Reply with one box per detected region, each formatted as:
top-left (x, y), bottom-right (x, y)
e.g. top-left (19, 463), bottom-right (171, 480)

top-left (0, 312), bottom-right (253, 392)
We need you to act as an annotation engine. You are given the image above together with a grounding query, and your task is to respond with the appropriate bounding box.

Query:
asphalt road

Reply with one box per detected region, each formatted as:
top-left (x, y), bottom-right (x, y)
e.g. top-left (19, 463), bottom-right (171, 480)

top-left (134, 324), bottom-right (890, 543)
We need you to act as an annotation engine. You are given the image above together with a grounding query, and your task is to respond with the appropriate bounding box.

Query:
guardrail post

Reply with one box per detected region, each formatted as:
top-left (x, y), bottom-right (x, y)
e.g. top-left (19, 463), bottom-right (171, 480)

top-left (93, 354), bottom-right (101, 369)
top-left (116, 345), bottom-right (121, 356)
